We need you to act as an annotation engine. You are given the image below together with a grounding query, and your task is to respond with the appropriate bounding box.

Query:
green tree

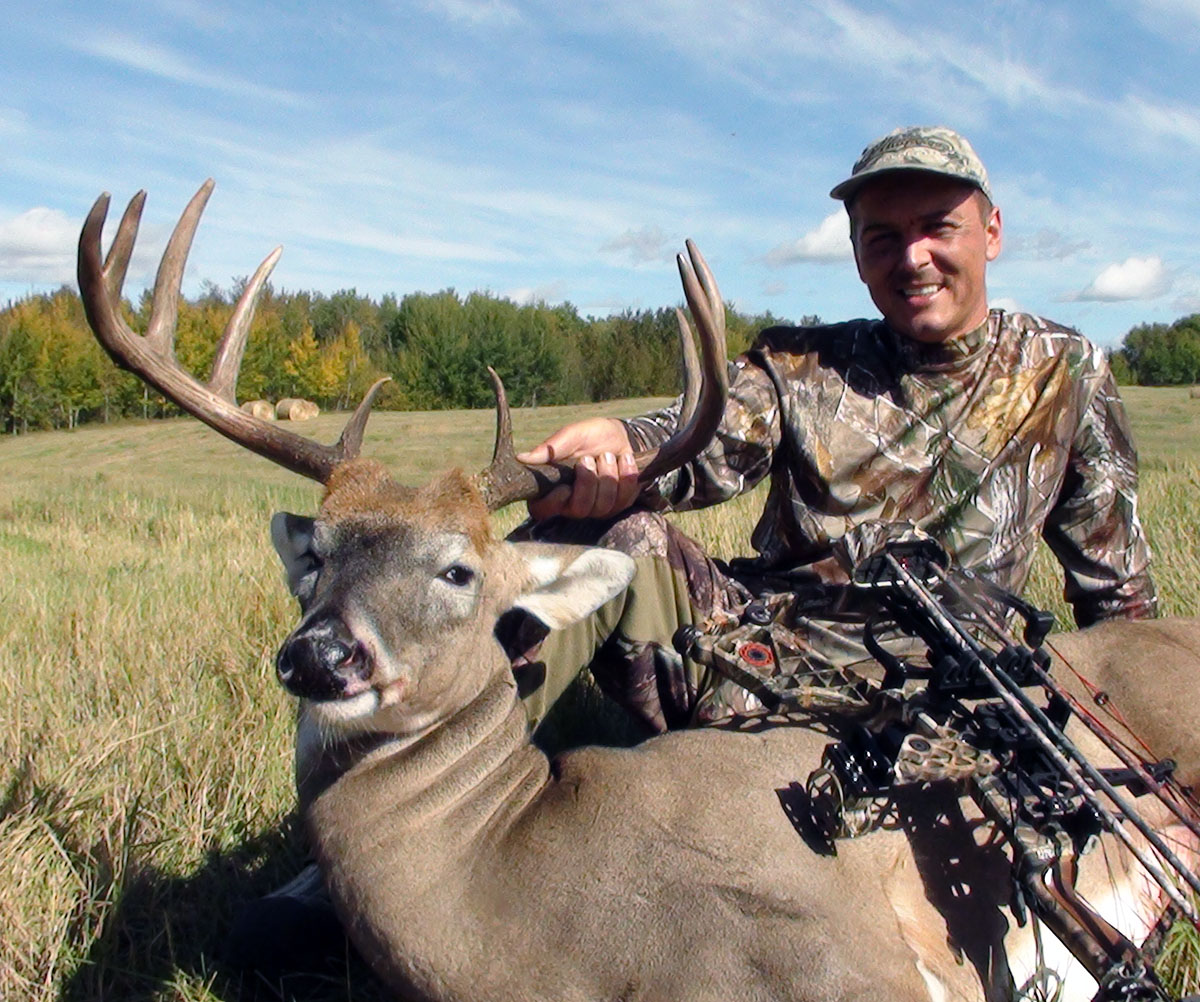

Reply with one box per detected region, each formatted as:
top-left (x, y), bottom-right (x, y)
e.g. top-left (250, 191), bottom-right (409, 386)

top-left (1118, 316), bottom-right (1200, 385)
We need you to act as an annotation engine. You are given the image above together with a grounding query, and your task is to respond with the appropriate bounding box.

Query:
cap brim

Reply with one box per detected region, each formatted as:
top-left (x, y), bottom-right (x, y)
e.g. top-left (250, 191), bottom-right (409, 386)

top-left (829, 165), bottom-right (988, 202)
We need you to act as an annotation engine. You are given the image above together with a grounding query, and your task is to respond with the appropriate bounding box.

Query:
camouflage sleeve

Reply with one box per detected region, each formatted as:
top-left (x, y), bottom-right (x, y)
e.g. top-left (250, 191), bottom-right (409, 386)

top-left (1042, 366), bottom-right (1157, 627)
top-left (622, 352), bottom-right (781, 512)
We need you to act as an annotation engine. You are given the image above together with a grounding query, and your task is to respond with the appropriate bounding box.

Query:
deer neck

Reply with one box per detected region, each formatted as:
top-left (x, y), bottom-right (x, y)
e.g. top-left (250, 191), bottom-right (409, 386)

top-left (306, 669), bottom-right (549, 878)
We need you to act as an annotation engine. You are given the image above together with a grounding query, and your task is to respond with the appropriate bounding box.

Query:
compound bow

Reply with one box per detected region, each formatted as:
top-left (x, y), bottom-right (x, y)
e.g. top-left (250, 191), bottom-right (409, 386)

top-left (678, 538), bottom-right (1200, 1002)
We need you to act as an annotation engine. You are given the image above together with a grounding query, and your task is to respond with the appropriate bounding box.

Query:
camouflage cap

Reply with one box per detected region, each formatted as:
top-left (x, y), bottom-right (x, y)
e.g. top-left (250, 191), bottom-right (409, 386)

top-left (829, 126), bottom-right (992, 203)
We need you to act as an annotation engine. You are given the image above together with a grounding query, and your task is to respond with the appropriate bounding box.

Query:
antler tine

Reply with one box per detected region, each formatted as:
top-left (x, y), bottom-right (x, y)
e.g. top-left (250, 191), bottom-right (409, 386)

top-left (635, 240), bottom-right (728, 483)
top-left (77, 181), bottom-right (384, 483)
top-left (674, 305), bottom-right (702, 430)
top-left (209, 245), bottom-right (283, 401)
top-left (145, 179), bottom-right (214, 355)
top-left (103, 189), bottom-right (146, 302)
top-left (337, 377), bottom-right (392, 458)
top-left (487, 366), bottom-right (514, 464)
top-left (474, 240), bottom-right (729, 512)
top-left (474, 367), bottom-right (573, 510)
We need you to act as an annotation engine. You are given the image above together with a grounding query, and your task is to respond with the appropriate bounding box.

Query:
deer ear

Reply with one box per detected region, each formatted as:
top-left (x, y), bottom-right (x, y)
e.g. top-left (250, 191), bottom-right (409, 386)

top-left (271, 512), bottom-right (322, 607)
top-left (508, 543), bottom-right (635, 631)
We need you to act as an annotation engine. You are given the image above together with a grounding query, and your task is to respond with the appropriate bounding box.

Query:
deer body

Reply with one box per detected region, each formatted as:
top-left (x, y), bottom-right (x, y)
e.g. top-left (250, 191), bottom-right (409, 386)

top-left (303, 617), bottom-right (1199, 1002)
top-left (307, 660), bottom-right (947, 1002)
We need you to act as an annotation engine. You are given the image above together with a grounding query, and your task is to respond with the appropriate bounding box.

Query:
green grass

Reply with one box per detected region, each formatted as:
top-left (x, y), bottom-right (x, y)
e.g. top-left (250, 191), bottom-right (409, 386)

top-left (1, 390), bottom-right (1198, 1001)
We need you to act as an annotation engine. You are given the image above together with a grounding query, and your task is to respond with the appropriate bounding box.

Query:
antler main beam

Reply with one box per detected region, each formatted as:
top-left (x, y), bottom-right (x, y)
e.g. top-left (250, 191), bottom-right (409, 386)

top-left (77, 181), bottom-right (386, 483)
top-left (475, 240), bottom-right (728, 511)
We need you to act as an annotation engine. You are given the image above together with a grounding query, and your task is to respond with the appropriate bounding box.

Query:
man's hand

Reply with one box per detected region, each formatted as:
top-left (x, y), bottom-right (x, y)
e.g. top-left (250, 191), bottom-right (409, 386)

top-left (515, 418), bottom-right (640, 520)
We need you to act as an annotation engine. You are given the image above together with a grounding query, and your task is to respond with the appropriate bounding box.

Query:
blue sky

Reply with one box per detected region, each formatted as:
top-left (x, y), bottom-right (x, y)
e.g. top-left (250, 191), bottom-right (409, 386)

top-left (2, 0), bottom-right (1198, 348)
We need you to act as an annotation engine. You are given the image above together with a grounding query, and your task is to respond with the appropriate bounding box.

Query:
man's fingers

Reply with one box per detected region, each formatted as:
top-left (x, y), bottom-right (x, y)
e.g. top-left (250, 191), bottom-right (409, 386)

top-left (564, 455), bottom-right (600, 519)
top-left (516, 427), bottom-right (576, 465)
top-left (591, 452), bottom-right (619, 517)
top-left (613, 452), bottom-right (641, 513)
top-left (527, 484), bottom-right (571, 521)
top-left (516, 436), bottom-right (568, 465)
top-left (516, 418), bottom-right (631, 468)
top-left (518, 420), bottom-right (640, 521)
top-left (515, 443), bottom-right (551, 465)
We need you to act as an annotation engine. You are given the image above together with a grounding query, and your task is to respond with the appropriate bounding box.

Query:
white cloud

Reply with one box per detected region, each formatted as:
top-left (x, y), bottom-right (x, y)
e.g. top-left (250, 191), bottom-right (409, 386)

top-left (1006, 228), bottom-right (1090, 262)
top-left (505, 279), bottom-right (566, 305)
top-left (1139, 0), bottom-right (1200, 16)
top-left (302, 217), bottom-right (513, 264)
top-left (600, 226), bottom-right (673, 265)
top-left (0, 207), bottom-right (78, 285)
top-left (70, 33), bottom-right (301, 106)
top-left (588, 0), bottom-right (1200, 160)
top-left (423, 0), bottom-right (521, 27)
top-left (1167, 273), bottom-right (1200, 314)
top-left (1132, 0), bottom-right (1200, 36)
top-left (1074, 256), bottom-right (1171, 302)
top-left (151, 0), bottom-right (238, 32)
top-left (0, 106), bottom-right (28, 138)
top-left (1112, 94), bottom-right (1200, 149)
top-left (764, 212), bottom-right (851, 266)
top-left (0, 200), bottom-right (176, 293)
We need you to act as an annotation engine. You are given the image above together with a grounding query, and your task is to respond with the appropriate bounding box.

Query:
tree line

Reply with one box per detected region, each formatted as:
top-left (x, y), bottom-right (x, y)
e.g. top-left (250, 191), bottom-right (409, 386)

top-left (1110, 313), bottom-right (1200, 386)
top-left (0, 282), bottom-right (805, 434)
top-left (7, 278), bottom-right (1193, 435)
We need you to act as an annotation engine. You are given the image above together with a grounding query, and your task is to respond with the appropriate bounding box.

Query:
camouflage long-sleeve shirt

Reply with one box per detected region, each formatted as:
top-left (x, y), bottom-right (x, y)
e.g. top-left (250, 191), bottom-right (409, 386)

top-left (624, 310), bottom-right (1156, 628)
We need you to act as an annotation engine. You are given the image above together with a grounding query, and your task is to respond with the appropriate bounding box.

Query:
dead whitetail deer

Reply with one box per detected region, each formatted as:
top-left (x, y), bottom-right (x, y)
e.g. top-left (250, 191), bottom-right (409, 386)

top-left (79, 181), bottom-right (1200, 1002)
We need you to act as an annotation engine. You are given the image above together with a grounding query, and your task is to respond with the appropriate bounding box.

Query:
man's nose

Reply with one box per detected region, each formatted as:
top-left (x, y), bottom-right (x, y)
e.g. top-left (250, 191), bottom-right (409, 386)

top-left (900, 236), bottom-right (933, 272)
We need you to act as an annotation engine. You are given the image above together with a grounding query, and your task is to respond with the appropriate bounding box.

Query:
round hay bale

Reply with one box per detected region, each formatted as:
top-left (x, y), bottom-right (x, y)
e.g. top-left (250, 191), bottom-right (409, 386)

top-left (276, 398), bottom-right (320, 421)
top-left (1189, 386), bottom-right (1200, 400)
top-left (240, 399), bottom-right (276, 421)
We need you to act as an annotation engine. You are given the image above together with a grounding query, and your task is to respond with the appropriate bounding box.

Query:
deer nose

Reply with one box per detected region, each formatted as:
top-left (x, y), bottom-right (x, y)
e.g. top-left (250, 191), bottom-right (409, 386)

top-left (276, 619), bottom-right (370, 700)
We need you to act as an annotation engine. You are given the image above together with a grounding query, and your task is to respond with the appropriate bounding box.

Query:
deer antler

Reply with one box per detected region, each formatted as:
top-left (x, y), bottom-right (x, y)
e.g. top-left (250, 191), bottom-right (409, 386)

top-left (475, 239), bottom-right (728, 511)
top-left (77, 180), bottom-right (388, 483)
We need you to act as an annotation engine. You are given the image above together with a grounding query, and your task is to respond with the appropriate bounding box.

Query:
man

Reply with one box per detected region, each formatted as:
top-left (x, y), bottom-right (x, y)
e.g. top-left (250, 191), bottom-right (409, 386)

top-left (510, 125), bottom-right (1155, 734)
top-left (235, 125), bottom-right (1156, 967)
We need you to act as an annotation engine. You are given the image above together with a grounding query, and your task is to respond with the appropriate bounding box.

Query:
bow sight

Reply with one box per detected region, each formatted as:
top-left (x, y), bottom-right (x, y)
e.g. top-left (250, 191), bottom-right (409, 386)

top-left (679, 538), bottom-right (1200, 1002)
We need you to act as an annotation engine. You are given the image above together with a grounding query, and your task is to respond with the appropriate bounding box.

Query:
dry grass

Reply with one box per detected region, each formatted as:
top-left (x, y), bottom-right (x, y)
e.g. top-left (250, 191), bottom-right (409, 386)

top-left (1, 389), bottom-right (1198, 1001)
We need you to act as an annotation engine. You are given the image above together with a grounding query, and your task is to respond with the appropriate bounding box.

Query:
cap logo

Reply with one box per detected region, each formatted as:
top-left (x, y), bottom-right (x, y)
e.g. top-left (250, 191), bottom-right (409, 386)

top-left (855, 132), bottom-right (957, 172)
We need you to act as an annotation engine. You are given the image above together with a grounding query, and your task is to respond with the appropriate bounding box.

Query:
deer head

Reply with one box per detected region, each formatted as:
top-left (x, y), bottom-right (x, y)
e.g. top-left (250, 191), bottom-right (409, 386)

top-left (78, 181), bottom-right (728, 739)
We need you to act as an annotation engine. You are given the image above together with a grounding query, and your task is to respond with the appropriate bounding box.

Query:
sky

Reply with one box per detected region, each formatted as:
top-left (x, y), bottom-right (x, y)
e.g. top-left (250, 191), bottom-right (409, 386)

top-left (2, 0), bottom-right (1198, 349)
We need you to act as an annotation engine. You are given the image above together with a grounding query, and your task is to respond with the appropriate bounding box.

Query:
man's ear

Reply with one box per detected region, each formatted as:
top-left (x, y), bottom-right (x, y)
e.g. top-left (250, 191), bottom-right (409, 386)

top-left (270, 512), bottom-right (321, 607)
top-left (507, 543), bottom-right (635, 630)
top-left (985, 204), bottom-right (1002, 261)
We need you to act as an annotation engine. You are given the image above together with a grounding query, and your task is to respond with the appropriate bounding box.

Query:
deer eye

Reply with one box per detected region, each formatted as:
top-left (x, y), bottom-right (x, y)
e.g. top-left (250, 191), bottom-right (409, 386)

top-left (440, 564), bottom-right (475, 587)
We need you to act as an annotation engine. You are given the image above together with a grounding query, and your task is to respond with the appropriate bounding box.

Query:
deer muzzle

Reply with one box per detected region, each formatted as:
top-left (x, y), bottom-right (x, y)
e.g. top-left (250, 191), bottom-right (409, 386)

top-left (276, 618), bottom-right (371, 701)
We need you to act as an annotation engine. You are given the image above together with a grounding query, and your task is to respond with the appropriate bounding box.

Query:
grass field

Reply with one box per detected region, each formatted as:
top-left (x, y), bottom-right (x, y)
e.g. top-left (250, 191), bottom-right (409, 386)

top-left (1, 388), bottom-right (1198, 1001)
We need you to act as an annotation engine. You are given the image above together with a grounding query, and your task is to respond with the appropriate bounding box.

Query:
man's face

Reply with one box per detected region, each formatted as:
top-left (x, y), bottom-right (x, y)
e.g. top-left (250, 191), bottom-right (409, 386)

top-left (849, 173), bottom-right (1002, 344)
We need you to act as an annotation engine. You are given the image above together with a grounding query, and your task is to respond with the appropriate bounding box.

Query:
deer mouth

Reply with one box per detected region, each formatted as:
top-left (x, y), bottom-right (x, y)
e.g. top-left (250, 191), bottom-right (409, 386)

top-left (376, 677), bottom-right (408, 707)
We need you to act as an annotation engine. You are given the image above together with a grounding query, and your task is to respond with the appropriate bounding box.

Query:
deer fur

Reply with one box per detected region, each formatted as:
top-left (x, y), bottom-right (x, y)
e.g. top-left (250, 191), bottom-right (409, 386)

top-left (271, 458), bottom-right (1200, 1002)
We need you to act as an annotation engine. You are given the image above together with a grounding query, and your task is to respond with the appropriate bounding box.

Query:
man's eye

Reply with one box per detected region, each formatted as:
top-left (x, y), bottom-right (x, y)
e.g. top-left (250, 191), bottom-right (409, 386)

top-left (440, 565), bottom-right (475, 587)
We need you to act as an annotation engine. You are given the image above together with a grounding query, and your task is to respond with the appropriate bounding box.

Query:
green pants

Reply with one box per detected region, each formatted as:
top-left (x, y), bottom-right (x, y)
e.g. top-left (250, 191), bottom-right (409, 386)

top-left (519, 553), bottom-right (704, 734)
top-left (508, 511), bottom-right (914, 738)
